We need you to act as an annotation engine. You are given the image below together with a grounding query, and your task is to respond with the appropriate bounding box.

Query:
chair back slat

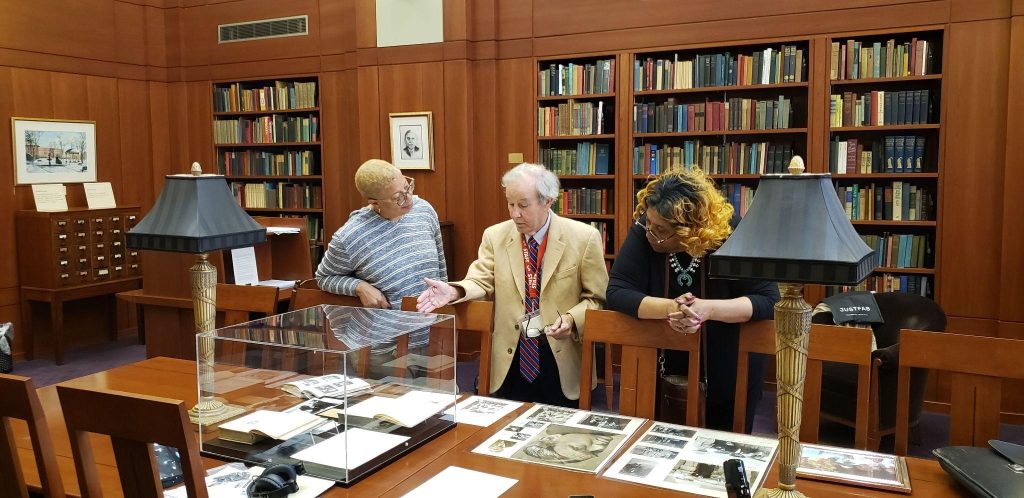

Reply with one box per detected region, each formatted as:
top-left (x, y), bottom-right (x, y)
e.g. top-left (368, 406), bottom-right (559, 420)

top-left (895, 330), bottom-right (1024, 454)
top-left (401, 297), bottom-right (495, 394)
top-left (57, 384), bottom-right (208, 498)
top-left (0, 374), bottom-right (65, 498)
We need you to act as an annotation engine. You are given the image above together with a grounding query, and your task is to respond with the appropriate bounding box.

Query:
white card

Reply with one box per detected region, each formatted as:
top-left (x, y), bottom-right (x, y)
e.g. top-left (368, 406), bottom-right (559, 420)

top-left (229, 246), bottom-right (259, 285)
top-left (83, 182), bottom-right (117, 209)
top-left (401, 466), bottom-right (517, 498)
top-left (31, 184), bottom-right (68, 212)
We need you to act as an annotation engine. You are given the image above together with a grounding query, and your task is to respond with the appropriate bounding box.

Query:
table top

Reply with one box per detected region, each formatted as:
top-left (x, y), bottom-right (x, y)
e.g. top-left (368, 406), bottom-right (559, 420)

top-left (14, 357), bottom-right (968, 497)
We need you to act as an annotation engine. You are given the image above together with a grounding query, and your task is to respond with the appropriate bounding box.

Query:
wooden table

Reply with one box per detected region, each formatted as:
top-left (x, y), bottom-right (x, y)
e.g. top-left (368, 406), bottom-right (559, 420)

top-left (14, 358), bottom-right (968, 497)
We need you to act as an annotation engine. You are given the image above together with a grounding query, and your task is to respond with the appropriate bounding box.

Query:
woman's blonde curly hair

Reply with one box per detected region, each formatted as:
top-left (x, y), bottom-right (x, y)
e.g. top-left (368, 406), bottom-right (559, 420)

top-left (633, 167), bottom-right (734, 258)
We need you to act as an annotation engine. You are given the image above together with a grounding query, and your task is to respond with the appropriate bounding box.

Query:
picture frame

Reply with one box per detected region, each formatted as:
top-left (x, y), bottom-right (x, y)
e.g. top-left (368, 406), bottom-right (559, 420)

top-left (12, 118), bottom-right (97, 185)
top-left (797, 443), bottom-right (912, 494)
top-left (388, 112), bottom-right (434, 170)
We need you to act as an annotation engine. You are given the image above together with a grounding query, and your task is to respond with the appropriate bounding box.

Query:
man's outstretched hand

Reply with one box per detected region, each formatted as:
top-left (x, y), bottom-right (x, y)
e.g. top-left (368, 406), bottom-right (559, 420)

top-left (416, 278), bottom-right (459, 313)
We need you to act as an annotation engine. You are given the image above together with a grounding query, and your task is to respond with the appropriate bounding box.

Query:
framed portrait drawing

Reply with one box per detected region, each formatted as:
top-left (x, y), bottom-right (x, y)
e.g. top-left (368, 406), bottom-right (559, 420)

top-left (389, 112), bottom-right (434, 170)
top-left (12, 118), bottom-right (97, 185)
top-left (797, 443), bottom-right (912, 493)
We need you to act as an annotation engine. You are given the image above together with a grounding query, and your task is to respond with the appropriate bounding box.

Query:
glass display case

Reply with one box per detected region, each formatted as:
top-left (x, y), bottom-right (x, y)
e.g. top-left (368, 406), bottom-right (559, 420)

top-left (196, 305), bottom-right (457, 485)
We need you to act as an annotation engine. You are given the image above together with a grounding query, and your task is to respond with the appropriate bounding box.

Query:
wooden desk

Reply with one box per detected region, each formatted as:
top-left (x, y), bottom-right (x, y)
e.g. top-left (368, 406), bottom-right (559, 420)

top-left (14, 358), bottom-right (967, 497)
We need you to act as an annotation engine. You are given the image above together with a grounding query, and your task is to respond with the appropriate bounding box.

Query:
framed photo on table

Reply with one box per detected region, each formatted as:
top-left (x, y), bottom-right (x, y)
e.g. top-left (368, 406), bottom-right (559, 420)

top-left (389, 112), bottom-right (434, 170)
top-left (11, 118), bottom-right (97, 185)
top-left (797, 443), bottom-right (912, 493)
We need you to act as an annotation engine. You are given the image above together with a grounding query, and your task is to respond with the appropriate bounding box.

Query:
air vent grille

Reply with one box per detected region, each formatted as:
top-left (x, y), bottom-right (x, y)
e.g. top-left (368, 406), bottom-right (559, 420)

top-left (219, 15), bottom-right (308, 43)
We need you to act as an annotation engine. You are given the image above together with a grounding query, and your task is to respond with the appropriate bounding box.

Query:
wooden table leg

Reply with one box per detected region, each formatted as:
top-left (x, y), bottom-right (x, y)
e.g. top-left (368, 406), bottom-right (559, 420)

top-left (108, 294), bottom-right (119, 342)
top-left (51, 298), bottom-right (65, 365)
top-left (136, 303), bottom-right (146, 345)
top-left (21, 294), bottom-right (34, 361)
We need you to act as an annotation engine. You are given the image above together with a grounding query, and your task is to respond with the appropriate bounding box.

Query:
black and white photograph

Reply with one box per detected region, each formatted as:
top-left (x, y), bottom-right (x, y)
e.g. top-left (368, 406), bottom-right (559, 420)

top-left (692, 436), bottom-right (774, 462)
top-left (464, 398), bottom-right (510, 414)
top-left (641, 434), bottom-right (690, 450)
top-left (487, 440), bottom-right (517, 453)
top-left (510, 424), bottom-right (626, 472)
top-left (650, 424), bottom-right (696, 439)
top-left (525, 421), bottom-right (546, 429)
top-left (618, 458), bottom-right (657, 478)
top-left (664, 460), bottom-right (727, 491)
top-left (630, 445), bottom-right (679, 459)
top-left (12, 118), bottom-right (97, 185)
top-left (389, 112), bottom-right (434, 170)
top-left (504, 425), bottom-right (524, 432)
top-left (526, 405), bottom-right (576, 424)
top-left (579, 413), bottom-right (631, 431)
top-left (510, 432), bottom-right (531, 441)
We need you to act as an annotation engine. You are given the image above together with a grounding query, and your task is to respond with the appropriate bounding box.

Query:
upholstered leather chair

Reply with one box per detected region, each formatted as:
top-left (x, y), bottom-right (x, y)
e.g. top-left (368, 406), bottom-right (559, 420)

top-left (813, 291), bottom-right (946, 450)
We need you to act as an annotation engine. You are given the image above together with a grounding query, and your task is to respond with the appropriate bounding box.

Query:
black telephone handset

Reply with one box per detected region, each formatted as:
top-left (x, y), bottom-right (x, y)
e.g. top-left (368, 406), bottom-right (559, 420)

top-left (724, 458), bottom-right (752, 498)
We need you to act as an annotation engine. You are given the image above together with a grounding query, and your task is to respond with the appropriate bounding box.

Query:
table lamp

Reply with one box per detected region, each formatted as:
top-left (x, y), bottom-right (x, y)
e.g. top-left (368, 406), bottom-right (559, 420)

top-left (126, 162), bottom-right (266, 424)
top-left (708, 157), bottom-right (876, 498)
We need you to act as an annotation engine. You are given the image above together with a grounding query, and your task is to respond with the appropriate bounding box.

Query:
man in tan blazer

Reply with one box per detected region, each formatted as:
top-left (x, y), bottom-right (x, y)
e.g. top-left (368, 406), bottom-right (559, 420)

top-left (417, 163), bottom-right (608, 406)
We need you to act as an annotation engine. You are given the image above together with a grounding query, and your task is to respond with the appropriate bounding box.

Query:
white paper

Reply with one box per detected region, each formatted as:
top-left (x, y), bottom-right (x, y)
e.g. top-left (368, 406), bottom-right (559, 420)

top-left (401, 466), bottom-right (517, 498)
top-left (31, 184), bottom-right (68, 212)
top-left (444, 396), bottom-right (522, 427)
top-left (264, 226), bottom-right (299, 234)
top-left (258, 279), bottom-right (297, 289)
top-left (229, 247), bottom-right (259, 285)
top-left (83, 182), bottom-right (117, 209)
top-left (292, 427), bottom-right (409, 470)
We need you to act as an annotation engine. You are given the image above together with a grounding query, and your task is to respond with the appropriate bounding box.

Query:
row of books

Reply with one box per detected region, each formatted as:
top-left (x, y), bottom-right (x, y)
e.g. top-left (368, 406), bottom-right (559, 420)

top-left (217, 150), bottom-right (319, 177)
top-left (835, 182), bottom-right (933, 221)
top-left (539, 59), bottom-right (616, 96)
top-left (720, 183), bottom-right (756, 218)
top-left (829, 136), bottom-right (926, 174)
top-left (632, 45), bottom-right (805, 91)
top-left (214, 115), bottom-right (320, 144)
top-left (230, 182), bottom-right (324, 210)
top-left (538, 100), bottom-right (611, 137)
top-left (587, 221), bottom-right (612, 254)
top-left (541, 143), bottom-right (612, 176)
top-left (633, 96), bottom-right (794, 133)
top-left (828, 274), bottom-right (931, 297)
top-left (213, 81), bottom-right (318, 113)
top-left (552, 188), bottom-right (611, 215)
top-left (862, 233), bottom-right (932, 269)
top-left (632, 142), bottom-right (794, 176)
top-left (829, 90), bottom-right (931, 127)
top-left (830, 38), bottom-right (935, 80)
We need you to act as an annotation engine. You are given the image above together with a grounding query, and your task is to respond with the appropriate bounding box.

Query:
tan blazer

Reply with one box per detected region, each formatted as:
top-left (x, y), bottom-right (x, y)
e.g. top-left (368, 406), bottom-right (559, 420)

top-left (451, 213), bottom-right (608, 399)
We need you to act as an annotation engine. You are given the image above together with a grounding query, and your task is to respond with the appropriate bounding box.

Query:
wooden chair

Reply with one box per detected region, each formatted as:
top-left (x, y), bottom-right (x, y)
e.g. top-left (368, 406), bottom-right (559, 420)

top-left (215, 283), bottom-right (279, 327)
top-left (401, 296), bottom-right (495, 394)
top-left (733, 321), bottom-right (874, 447)
top-left (56, 384), bottom-right (207, 498)
top-left (895, 330), bottom-right (1024, 455)
top-left (580, 309), bottom-right (702, 424)
top-left (0, 374), bottom-right (65, 498)
top-left (288, 278), bottom-right (363, 311)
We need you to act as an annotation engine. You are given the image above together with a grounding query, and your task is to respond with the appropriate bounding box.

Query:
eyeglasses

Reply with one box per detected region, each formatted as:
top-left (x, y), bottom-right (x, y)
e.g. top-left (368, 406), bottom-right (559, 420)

top-left (634, 216), bottom-right (679, 245)
top-left (372, 176), bottom-right (416, 207)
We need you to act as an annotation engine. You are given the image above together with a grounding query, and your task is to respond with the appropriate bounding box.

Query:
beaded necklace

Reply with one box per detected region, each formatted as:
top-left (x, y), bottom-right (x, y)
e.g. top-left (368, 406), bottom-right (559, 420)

top-left (668, 253), bottom-right (701, 288)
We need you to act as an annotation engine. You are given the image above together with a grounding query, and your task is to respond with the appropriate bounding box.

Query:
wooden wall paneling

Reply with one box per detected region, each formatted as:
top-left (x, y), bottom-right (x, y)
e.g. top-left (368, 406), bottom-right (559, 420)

top-left (163, 82), bottom-right (192, 174)
top-left (936, 20), bottom-right (1009, 320)
top-left (0, 0), bottom-right (118, 64)
top-left (444, 0), bottom-right (469, 42)
top-left (615, 51), bottom-right (633, 248)
top-left (496, 0), bottom-right (532, 40)
top-left (117, 79), bottom-right (155, 209)
top-left (144, 4), bottom-right (170, 72)
top-left (495, 58), bottom-right (535, 222)
top-left (999, 15), bottom-right (1024, 321)
top-left (808, 36), bottom-right (828, 172)
top-left (0, 68), bottom-right (15, 291)
top-left (1017, 0), bottom-right (1024, 15)
top-left (319, 0), bottom-right (357, 58)
top-left (469, 0), bottom-right (497, 41)
top-left (377, 63), bottom-right (448, 218)
top-left (950, 0), bottom-right (1013, 22)
top-left (115, 0), bottom-right (148, 68)
top-left (355, 0), bottom-right (377, 49)
top-left (531, 2), bottom-right (951, 59)
top-left (320, 70), bottom-right (362, 236)
top-left (85, 76), bottom-right (122, 207)
top-left (11, 69), bottom-right (55, 212)
top-left (442, 60), bottom-right (475, 275)
top-left (186, 81), bottom-right (214, 171)
top-left (531, 0), bottom-right (936, 38)
top-left (203, 59), bottom-right (325, 82)
top-left (356, 66), bottom-right (381, 161)
top-left (179, 0), bottom-right (323, 67)
top-left (469, 59), bottom-right (499, 275)
top-left (147, 81), bottom-right (174, 195)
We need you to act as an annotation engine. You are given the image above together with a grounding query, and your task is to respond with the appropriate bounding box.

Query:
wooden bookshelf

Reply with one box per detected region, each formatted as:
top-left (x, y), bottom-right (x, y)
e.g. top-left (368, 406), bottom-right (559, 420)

top-left (536, 54), bottom-right (618, 259)
top-left (212, 75), bottom-right (325, 270)
top-left (630, 39), bottom-right (812, 222)
top-left (826, 28), bottom-right (944, 297)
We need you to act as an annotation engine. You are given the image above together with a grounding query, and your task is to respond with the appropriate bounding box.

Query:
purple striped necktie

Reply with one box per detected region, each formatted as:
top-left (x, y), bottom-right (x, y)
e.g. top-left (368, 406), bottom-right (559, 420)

top-left (519, 236), bottom-right (541, 382)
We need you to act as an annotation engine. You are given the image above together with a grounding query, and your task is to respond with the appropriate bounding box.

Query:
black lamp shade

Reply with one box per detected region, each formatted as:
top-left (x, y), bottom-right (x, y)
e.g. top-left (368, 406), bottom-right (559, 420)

top-left (708, 174), bottom-right (876, 285)
top-left (126, 174), bottom-right (266, 254)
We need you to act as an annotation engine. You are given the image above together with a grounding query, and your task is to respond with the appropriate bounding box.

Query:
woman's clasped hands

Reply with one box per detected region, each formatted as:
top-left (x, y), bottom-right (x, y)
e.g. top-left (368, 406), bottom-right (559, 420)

top-left (667, 292), bottom-right (712, 334)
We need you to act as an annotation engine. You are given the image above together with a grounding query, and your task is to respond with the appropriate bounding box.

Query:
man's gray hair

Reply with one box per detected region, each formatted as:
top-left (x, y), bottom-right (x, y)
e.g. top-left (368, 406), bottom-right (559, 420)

top-left (501, 163), bottom-right (560, 202)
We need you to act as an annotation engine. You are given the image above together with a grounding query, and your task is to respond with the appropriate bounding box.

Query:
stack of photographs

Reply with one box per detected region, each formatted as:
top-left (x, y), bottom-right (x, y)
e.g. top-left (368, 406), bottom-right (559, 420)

top-left (603, 422), bottom-right (779, 497)
top-left (472, 405), bottom-right (644, 473)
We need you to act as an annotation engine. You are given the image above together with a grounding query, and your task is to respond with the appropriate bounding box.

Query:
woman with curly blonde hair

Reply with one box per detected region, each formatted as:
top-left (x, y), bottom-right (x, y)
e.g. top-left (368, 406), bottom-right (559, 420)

top-left (606, 167), bottom-right (779, 432)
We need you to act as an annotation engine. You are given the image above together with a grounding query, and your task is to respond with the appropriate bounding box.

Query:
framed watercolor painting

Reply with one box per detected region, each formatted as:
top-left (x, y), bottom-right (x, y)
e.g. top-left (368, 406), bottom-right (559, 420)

top-left (797, 443), bottom-right (912, 493)
top-left (12, 118), bottom-right (97, 185)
